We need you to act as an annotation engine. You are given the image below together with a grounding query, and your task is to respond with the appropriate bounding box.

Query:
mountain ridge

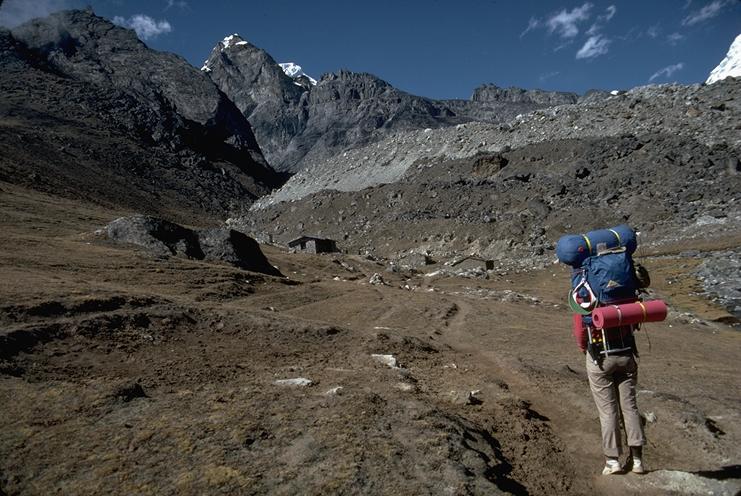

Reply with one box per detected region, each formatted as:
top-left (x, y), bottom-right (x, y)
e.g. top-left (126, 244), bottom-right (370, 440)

top-left (202, 33), bottom-right (587, 173)
top-left (0, 10), bottom-right (283, 223)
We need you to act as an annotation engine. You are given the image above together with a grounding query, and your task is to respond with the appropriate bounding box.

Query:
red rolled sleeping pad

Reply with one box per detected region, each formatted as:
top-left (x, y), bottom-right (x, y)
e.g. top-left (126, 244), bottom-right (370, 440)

top-left (591, 300), bottom-right (668, 329)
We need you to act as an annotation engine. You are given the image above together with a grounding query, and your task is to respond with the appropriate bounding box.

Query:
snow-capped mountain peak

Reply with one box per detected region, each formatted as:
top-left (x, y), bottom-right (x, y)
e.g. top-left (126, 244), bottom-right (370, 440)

top-left (279, 62), bottom-right (317, 86)
top-left (221, 33), bottom-right (249, 50)
top-left (707, 34), bottom-right (741, 84)
top-left (201, 33), bottom-right (251, 72)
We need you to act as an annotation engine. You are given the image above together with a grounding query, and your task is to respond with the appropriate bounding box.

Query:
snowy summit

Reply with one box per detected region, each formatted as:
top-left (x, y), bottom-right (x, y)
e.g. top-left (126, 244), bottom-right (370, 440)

top-left (279, 62), bottom-right (318, 86)
top-left (707, 34), bottom-right (741, 84)
top-left (220, 33), bottom-right (249, 50)
top-left (201, 33), bottom-right (250, 71)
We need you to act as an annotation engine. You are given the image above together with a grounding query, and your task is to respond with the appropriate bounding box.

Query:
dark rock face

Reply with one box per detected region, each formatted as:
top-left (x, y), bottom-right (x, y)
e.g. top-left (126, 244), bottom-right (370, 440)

top-left (11, 10), bottom-right (265, 165)
top-left (107, 216), bottom-right (203, 258)
top-left (202, 35), bottom-right (307, 173)
top-left (106, 215), bottom-right (282, 276)
top-left (472, 84), bottom-right (578, 106)
top-left (204, 36), bottom-right (578, 173)
top-left (1, 11), bottom-right (283, 222)
top-left (204, 37), bottom-right (468, 173)
top-left (0, 28), bottom-right (22, 66)
top-left (197, 228), bottom-right (281, 275)
top-left (294, 70), bottom-right (463, 169)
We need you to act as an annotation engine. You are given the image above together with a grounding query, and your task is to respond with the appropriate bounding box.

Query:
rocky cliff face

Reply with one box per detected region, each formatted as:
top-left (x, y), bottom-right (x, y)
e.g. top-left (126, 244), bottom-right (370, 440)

top-left (252, 80), bottom-right (741, 209)
top-left (472, 84), bottom-right (578, 106)
top-left (201, 34), bottom-right (307, 171)
top-left (291, 70), bottom-right (466, 171)
top-left (1, 10), bottom-right (282, 222)
top-left (11, 11), bottom-right (269, 168)
top-left (204, 37), bottom-right (470, 173)
top-left (203, 36), bottom-right (583, 173)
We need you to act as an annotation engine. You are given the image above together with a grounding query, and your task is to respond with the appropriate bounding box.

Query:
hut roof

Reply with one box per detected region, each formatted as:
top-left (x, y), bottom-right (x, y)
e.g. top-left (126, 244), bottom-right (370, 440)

top-left (287, 235), bottom-right (335, 247)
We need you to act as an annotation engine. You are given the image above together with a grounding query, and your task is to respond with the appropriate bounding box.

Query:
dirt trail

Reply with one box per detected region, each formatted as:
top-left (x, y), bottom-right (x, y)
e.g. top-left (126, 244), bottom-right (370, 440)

top-left (1, 184), bottom-right (740, 495)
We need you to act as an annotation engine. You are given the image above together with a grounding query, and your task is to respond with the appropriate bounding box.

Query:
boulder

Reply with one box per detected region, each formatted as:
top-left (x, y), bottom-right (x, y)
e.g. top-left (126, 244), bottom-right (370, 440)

top-left (371, 354), bottom-right (399, 368)
top-left (197, 228), bottom-right (282, 276)
top-left (106, 215), bottom-right (202, 258)
top-left (106, 215), bottom-right (282, 276)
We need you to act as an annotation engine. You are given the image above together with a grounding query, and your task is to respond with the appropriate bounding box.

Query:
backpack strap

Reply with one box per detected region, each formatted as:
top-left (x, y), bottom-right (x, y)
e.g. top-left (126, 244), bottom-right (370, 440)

top-left (582, 234), bottom-right (593, 254)
top-left (637, 301), bottom-right (648, 321)
top-left (572, 275), bottom-right (598, 311)
top-left (609, 304), bottom-right (624, 326)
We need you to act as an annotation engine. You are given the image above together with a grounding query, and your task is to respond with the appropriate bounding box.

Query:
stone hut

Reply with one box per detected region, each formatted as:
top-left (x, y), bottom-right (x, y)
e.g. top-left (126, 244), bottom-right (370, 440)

top-left (288, 236), bottom-right (338, 254)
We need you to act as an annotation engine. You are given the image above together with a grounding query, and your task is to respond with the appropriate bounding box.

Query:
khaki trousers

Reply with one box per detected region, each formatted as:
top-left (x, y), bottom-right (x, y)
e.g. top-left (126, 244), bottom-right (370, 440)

top-left (586, 354), bottom-right (645, 457)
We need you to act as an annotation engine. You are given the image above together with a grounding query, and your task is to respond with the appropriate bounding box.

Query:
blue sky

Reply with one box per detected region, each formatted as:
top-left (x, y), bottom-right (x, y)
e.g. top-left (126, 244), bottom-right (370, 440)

top-left (2, 0), bottom-right (740, 99)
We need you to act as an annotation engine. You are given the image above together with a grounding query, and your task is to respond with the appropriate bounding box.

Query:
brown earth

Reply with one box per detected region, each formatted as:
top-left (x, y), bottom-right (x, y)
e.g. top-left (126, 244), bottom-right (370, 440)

top-left (1, 182), bottom-right (739, 495)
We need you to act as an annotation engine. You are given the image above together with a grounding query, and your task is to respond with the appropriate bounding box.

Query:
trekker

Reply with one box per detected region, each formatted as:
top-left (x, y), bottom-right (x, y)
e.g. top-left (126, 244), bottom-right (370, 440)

top-left (574, 316), bottom-right (646, 475)
top-left (557, 225), bottom-right (650, 475)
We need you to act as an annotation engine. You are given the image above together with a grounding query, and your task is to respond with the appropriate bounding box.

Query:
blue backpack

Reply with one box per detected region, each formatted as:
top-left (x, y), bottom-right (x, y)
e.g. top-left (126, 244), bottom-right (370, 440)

top-left (557, 225), bottom-right (640, 311)
top-left (577, 249), bottom-right (638, 303)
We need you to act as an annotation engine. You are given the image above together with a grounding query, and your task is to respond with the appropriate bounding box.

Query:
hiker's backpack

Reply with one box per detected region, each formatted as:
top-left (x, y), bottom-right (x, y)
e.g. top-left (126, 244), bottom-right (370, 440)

top-left (556, 225), bottom-right (648, 360)
top-left (557, 224), bottom-right (641, 305)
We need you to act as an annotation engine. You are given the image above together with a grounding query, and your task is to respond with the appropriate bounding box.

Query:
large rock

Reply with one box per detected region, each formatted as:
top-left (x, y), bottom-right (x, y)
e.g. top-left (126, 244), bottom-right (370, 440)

top-left (106, 215), bottom-right (282, 276)
top-left (106, 216), bottom-right (201, 258)
top-left (197, 228), bottom-right (282, 276)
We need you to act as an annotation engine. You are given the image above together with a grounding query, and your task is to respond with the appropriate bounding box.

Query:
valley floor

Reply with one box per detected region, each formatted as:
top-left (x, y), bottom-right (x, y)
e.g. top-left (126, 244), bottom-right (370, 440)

top-left (1, 183), bottom-right (739, 495)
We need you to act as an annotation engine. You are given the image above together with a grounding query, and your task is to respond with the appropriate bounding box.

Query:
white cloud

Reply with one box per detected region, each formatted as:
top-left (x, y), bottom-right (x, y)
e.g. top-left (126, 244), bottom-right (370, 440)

top-left (539, 71), bottom-right (560, 82)
top-left (547, 3), bottom-right (593, 39)
top-left (601, 5), bottom-right (617, 22)
top-left (113, 14), bottom-right (173, 40)
top-left (554, 40), bottom-right (574, 52)
top-left (646, 24), bottom-right (660, 38)
top-left (520, 17), bottom-right (541, 38)
top-left (667, 32), bottom-right (685, 45)
top-left (0, 0), bottom-right (70, 28)
top-left (165, 0), bottom-right (188, 10)
top-left (649, 62), bottom-right (685, 82)
top-left (576, 35), bottom-right (610, 59)
top-left (681, 0), bottom-right (731, 26)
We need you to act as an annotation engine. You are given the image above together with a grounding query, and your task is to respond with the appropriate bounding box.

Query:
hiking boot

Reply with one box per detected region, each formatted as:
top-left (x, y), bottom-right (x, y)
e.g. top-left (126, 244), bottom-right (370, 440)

top-left (602, 458), bottom-right (622, 475)
top-left (631, 457), bottom-right (646, 474)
